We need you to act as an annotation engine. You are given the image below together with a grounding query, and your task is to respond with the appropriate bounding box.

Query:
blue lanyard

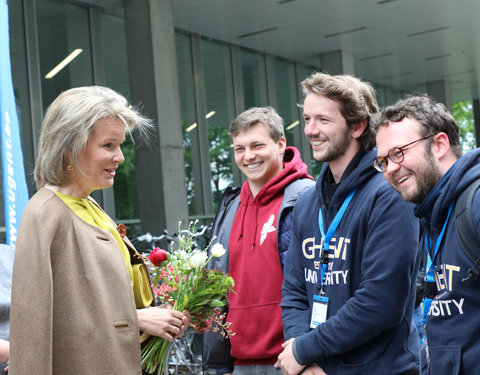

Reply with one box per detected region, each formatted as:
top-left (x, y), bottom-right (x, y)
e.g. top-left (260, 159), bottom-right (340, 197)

top-left (424, 201), bottom-right (455, 283)
top-left (422, 200), bottom-right (454, 324)
top-left (318, 189), bottom-right (356, 290)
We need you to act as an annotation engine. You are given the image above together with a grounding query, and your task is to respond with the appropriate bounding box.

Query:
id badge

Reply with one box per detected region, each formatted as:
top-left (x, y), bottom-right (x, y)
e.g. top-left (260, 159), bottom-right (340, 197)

top-left (310, 295), bottom-right (329, 328)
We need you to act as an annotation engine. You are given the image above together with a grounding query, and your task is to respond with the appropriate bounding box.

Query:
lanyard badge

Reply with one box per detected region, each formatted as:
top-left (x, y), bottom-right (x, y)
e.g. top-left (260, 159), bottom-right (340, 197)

top-left (423, 200), bottom-right (454, 325)
top-left (310, 189), bottom-right (356, 328)
top-left (310, 295), bottom-right (329, 328)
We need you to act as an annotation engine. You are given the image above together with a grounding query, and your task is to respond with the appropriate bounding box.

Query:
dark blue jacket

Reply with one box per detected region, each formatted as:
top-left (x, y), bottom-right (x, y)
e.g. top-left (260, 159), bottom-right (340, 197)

top-left (281, 148), bottom-right (420, 374)
top-left (415, 148), bottom-right (480, 375)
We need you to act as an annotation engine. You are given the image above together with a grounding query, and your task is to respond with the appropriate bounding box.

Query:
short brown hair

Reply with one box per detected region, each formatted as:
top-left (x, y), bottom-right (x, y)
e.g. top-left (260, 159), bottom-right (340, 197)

top-left (230, 106), bottom-right (285, 142)
top-left (301, 72), bottom-right (379, 150)
top-left (372, 94), bottom-right (462, 158)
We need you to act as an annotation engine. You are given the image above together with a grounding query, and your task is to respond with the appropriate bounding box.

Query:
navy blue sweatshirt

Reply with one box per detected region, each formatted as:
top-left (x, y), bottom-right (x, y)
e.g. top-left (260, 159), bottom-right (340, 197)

top-left (281, 148), bottom-right (420, 374)
top-left (415, 148), bottom-right (480, 375)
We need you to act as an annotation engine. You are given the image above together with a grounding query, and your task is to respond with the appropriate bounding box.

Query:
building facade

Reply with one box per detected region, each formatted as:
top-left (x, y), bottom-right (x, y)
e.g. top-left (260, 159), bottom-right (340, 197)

top-left (6, 0), bottom-right (477, 239)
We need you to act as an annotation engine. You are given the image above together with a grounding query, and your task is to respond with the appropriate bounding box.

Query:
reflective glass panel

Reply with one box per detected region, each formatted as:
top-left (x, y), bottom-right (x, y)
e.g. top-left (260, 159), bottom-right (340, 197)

top-left (201, 38), bottom-right (235, 210)
top-left (36, 0), bottom-right (93, 108)
top-left (297, 63), bottom-right (322, 178)
top-left (99, 12), bottom-right (139, 224)
top-left (100, 13), bottom-right (130, 97)
top-left (273, 57), bottom-right (299, 147)
top-left (240, 48), bottom-right (268, 108)
top-left (176, 32), bottom-right (198, 216)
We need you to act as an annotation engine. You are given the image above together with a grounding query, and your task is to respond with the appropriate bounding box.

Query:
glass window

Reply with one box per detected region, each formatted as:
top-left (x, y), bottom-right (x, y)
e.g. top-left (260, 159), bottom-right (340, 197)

top-left (373, 83), bottom-right (386, 108)
top-left (297, 63), bottom-right (322, 178)
top-left (100, 13), bottom-right (130, 98)
top-left (36, 0), bottom-right (93, 109)
top-left (273, 57), bottom-right (300, 147)
top-left (391, 88), bottom-right (403, 103)
top-left (98, 12), bottom-right (139, 224)
top-left (201, 38), bottom-right (235, 210)
top-left (175, 32), bottom-right (198, 217)
top-left (240, 48), bottom-right (268, 108)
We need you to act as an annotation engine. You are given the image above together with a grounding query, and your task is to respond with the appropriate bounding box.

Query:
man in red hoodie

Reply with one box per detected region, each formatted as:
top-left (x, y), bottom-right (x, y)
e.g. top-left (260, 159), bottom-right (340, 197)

top-left (203, 106), bottom-right (314, 375)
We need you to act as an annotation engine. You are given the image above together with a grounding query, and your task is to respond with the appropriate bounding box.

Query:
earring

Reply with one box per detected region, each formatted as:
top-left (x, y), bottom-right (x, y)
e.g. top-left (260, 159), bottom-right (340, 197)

top-left (67, 165), bottom-right (73, 171)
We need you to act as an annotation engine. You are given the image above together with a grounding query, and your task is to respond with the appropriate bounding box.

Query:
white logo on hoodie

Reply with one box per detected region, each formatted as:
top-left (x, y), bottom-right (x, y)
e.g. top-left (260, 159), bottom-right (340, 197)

top-left (260, 214), bottom-right (276, 245)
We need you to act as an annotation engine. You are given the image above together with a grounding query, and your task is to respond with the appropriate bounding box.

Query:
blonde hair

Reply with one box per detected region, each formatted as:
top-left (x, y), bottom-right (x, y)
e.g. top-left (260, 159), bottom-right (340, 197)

top-left (34, 86), bottom-right (152, 188)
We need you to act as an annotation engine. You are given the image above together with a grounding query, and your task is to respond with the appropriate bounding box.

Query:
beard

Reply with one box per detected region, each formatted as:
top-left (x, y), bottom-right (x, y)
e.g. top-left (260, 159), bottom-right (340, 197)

top-left (395, 149), bottom-right (443, 204)
top-left (312, 128), bottom-right (352, 163)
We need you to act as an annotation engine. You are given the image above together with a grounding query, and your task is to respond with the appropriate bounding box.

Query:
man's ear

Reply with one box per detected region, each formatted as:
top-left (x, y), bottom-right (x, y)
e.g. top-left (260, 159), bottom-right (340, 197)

top-left (351, 119), bottom-right (368, 139)
top-left (278, 136), bottom-right (287, 153)
top-left (432, 132), bottom-right (450, 160)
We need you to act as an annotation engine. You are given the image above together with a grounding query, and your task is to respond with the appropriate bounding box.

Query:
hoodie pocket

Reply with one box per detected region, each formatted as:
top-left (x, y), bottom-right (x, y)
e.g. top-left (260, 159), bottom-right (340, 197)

top-left (428, 346), bottom-right (461, 375)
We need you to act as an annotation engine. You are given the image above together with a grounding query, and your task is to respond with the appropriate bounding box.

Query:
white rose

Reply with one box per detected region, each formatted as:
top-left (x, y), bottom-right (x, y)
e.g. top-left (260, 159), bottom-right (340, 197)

top-left (210, 243), bottom-right (226, 258)
top-left (189, 251), bottom-right (208, 268)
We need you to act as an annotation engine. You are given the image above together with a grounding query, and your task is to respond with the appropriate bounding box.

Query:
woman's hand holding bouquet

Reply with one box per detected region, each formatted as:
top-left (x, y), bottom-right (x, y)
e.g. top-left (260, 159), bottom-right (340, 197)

top-left (141, 222), bottom-right (235, 374)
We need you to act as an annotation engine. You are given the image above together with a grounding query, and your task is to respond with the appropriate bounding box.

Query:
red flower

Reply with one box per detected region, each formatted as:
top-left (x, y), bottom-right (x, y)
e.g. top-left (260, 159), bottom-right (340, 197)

top-left (154, 283), bottom-right (176, 304)
top-left (149, 247), bottom-right (168, 267)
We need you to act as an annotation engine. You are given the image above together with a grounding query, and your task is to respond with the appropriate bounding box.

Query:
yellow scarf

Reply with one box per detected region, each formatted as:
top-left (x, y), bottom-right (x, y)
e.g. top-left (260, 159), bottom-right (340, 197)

top-left (54, 191), bottom-right (153, 308)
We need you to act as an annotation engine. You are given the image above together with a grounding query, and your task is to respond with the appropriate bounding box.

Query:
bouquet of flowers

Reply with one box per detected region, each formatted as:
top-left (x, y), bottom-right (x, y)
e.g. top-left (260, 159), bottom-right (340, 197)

top-left (141, 221), bottom-right (235, 375)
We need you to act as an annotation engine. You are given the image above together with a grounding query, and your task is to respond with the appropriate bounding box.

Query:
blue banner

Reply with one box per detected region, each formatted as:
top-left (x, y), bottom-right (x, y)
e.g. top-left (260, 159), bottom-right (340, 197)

top-left (0, 0), bottom-right (29, 246)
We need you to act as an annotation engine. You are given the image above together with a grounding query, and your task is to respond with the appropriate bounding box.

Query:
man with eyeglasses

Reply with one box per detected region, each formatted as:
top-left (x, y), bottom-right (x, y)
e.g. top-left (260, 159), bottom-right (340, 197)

top-left (275, 72), bottom-right (420, 375)
top-left (374, 94), bottom-right (480, 375)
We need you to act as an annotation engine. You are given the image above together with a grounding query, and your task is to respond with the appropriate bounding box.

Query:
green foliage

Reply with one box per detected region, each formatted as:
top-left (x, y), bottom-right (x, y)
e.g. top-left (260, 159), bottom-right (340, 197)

top-left (207, 123), bottom-right (233, 209)
top-left (453, 101), bottom-right (476, 152)
top-left (182, 121), bottom-right (195, 215)
top-left (182, 121), bottom-right (233, 215)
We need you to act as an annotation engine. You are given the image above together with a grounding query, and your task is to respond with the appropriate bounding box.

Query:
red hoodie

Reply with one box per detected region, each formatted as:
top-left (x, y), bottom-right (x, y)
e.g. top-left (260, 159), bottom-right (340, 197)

top-left (228, 146), bottom-right (311, 365)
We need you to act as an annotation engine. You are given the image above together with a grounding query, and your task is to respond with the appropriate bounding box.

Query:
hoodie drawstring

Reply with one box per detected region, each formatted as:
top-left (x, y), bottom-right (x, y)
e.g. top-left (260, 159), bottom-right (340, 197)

top-left (251, 203), bottom-right (259, 251)
top-left (236, 198), bottom-right (260, 251)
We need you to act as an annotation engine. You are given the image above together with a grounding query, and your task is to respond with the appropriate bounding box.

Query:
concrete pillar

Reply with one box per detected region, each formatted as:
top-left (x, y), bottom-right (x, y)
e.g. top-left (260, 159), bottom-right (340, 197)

top-left (473, 99), bottom-right (480, 148)
top-left (320, 50), bottom-right (355, 75)
top-left (427, 80), bottom-right (452, 111)
top-left (123, 0), bottom-right (188, 234)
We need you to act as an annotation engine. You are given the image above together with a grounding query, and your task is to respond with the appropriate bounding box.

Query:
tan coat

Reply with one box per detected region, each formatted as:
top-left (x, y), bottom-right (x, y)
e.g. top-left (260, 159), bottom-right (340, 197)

top-left (9, 188), bottom-right (144, 374)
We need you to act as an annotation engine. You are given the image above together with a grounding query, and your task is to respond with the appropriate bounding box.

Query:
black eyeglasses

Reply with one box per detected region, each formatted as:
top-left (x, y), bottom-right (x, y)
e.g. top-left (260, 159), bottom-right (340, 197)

top-left (373, 134), bottom-right (434, 173)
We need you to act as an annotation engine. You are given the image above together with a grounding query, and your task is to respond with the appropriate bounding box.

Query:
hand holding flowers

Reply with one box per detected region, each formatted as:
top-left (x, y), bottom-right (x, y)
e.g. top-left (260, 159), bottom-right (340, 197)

top-left (137, 305), bottom-right (189, 342)
top-left (141, 222), bottom-right (235, 375)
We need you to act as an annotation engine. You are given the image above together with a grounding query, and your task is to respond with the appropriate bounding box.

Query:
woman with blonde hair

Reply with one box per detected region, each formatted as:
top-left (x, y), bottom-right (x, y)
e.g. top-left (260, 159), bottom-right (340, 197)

top-left (9, 86), bottom-right (189, 374)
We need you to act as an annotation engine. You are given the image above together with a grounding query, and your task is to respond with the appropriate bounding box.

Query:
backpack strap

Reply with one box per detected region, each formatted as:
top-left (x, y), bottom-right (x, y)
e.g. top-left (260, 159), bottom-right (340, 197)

top-left (455, 178), bottom-right (480, 284)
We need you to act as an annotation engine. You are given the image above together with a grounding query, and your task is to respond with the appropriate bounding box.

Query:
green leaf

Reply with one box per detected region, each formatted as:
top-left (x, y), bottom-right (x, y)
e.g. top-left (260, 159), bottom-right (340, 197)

top-left (210, 299), bottom-right (224, 307)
